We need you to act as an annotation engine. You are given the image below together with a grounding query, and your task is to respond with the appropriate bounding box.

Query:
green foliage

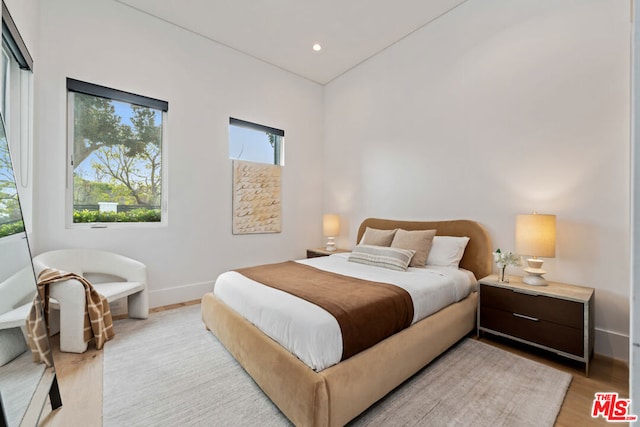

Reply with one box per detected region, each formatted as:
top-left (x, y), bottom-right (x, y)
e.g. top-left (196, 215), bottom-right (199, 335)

top-left (73, 208), bottom-right (161, 223)
top-left (0, 135), bottom-right (23, 227)
top-left (0, 220), bottom-right (25, 238)
top-left (73, 175), bottom-right (138, 205)
top-left (73, 94), bottom-right (122, 167)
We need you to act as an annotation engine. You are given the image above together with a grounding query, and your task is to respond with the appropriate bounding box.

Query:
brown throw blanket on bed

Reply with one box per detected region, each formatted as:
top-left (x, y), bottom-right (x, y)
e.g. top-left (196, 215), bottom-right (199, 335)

top-left (27, 268), bottom-right (115, 358)
top-left (235, 261), bottom-right (414, 360)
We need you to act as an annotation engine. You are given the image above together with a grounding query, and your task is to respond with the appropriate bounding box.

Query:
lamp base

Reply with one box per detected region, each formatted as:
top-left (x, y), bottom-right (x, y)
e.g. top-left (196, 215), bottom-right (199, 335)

top-left (522, 264), bottom-right (548, 286)
top-left (521, 257), bottom-right (549, 286)
top-left (325, 237), bottom-right (336, 252)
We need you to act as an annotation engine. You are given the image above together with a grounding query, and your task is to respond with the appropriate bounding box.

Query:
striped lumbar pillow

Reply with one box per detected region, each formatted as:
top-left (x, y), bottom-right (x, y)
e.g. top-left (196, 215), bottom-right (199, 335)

top-left (348, 244), bottom-right (416, 271)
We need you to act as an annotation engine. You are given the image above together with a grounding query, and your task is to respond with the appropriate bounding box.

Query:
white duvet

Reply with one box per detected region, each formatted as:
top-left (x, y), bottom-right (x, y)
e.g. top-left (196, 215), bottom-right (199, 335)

top-left (213, 252), bottom-right (477, 372)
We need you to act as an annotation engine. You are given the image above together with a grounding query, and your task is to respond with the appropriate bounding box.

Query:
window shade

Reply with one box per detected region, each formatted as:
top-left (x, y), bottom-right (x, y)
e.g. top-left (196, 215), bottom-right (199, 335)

top-left (67, 78), bottom-right (169, 112)
top-left (2, 3), bottom-right (33, 71)
top-left (230, 117), bottom-right (284, 137)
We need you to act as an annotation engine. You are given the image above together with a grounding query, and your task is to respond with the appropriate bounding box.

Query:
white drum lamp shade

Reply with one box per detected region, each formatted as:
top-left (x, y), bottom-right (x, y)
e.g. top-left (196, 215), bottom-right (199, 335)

top-left (515, 213), bottom-right (556, 286)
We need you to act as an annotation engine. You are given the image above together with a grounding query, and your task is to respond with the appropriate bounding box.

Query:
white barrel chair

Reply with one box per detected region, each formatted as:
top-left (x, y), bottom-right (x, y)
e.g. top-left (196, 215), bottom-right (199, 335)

top-left (0, 267), bottom-right (36, 365)
top-left (32, 249), bottom-right (148, 353)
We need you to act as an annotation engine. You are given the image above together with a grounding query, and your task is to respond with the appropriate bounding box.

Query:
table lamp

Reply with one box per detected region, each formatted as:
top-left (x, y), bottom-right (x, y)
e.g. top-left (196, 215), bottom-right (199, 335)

top-left (323, 214), bottom-right (340, 251)
top-left (515, 213), bottom-right (556, 286)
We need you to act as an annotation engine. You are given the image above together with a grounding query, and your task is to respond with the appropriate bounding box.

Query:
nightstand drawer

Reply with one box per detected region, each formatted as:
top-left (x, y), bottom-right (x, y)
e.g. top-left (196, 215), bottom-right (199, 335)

top-left (480, 306), bottom-right (584, 356)
top-left (306, 250), bottom-right (326, 258)
top-left (480, 284), bottom-right (583, 329)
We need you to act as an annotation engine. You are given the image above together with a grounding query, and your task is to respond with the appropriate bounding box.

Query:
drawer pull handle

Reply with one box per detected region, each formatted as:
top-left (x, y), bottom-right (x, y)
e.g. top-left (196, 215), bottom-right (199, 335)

top-left (513, 313), bottom-right (539, 322)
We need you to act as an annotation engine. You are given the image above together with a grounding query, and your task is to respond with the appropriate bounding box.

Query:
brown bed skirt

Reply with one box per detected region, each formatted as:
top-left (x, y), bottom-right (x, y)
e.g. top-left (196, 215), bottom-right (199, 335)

top-left (201, 291), bottom-right (478, 426)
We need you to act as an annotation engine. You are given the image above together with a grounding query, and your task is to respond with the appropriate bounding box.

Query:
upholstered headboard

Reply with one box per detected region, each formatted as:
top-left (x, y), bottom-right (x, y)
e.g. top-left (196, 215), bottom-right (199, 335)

top-left (356, 218), bottom-right (493, 280)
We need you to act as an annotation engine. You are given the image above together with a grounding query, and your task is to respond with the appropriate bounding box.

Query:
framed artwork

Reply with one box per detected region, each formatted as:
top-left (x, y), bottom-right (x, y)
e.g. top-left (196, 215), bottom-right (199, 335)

top-left (232, 160), bottom-right (281, 234)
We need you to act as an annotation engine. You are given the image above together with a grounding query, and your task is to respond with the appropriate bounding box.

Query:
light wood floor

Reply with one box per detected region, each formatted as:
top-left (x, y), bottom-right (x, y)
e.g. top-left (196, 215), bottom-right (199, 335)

top-left (38, 301), bottom-right (629, 427)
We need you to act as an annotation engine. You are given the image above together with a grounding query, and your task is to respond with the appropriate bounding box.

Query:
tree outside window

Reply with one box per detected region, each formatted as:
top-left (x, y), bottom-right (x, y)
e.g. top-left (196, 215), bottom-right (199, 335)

top-left (0, 123), bottom-right (23, 237)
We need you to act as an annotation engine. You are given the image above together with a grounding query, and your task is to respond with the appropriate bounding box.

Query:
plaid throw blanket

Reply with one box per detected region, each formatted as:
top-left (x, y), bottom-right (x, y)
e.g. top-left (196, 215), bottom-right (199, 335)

top-left (27, 268), bottom-right (115, 359)
top-left (26, 292), bottom-right (53, 366)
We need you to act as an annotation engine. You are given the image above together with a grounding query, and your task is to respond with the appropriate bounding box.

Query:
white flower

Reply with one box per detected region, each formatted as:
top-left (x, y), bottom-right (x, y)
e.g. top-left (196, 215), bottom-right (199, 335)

top-left (493, 248), bottom-right (521, 268)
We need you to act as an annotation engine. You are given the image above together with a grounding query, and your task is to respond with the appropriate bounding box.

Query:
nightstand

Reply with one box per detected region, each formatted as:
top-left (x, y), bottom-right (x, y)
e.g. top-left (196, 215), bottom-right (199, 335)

top-left (478, 274), bottom-right (594, 375)
top-left (306, 248), bottom-right (350, 258)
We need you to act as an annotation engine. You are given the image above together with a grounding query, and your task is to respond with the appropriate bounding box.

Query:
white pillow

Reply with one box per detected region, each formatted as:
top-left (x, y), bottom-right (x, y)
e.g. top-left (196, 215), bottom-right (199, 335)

top-left (348, 244), bottom-right (416, 271)
top-left (426, 236), bottom-right (470, 268)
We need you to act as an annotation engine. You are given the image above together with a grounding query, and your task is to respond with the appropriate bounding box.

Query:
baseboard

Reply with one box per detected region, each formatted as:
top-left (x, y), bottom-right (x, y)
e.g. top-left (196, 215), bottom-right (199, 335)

top-left (148, 280), bottom-right (214, 309)
top-left (595, 327), bottom-right (629, 364)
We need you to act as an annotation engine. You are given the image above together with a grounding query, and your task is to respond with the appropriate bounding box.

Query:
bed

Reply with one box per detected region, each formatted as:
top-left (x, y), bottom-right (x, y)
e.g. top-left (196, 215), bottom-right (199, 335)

top-left (201, 218), bottom-right (492, 426)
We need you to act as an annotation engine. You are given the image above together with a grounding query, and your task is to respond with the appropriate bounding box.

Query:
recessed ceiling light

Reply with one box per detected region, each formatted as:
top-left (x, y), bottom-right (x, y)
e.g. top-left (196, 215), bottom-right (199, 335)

top-left (312, 43), bottom-right (322, 52)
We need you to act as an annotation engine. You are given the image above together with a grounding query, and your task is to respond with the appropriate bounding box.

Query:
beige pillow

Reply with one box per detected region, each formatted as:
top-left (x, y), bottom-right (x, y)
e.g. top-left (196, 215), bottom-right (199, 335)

top-left (391, 229), bottom-right (436, 267)
top-left (360, 227), bottom-right (397, 247)
top-left (348, 245), bottom-right (416, 271)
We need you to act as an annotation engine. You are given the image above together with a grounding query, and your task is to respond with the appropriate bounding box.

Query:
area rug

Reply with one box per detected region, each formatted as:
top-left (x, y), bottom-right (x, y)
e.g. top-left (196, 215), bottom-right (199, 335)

top-left (103, 304), bottom-right (571, 427)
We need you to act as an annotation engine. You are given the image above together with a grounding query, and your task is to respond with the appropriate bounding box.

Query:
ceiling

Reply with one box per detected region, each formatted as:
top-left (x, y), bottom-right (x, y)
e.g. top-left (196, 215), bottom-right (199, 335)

top-left (116, 0), bottom-right (468, 85)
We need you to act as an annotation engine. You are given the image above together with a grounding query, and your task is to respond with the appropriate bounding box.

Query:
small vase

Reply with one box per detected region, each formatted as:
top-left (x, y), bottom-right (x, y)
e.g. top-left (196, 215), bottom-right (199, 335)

top-left (498, 266), bottom-right (509, 283)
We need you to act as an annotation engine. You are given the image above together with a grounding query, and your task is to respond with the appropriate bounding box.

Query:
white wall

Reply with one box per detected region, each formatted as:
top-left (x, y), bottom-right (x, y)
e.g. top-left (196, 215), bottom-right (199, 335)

top-left (3, 0), bottom-right (38, 60)
top-left (324, 0), bottom-right (631, 361)
top-left (32, 0), bottom-right (324, 307)
top-left (0, 234), bottom-right (33, 281)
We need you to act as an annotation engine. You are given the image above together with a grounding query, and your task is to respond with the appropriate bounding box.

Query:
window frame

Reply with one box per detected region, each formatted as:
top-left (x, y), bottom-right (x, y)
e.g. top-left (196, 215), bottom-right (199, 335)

top-left (66, 79), bottom-right (168, 229)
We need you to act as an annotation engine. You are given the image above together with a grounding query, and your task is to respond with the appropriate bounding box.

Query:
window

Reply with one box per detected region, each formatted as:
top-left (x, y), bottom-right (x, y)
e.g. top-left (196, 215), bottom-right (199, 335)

top-left (67, 79), bottom-right (168, 225)
top-left (2, 3), bottom-right (34, 232)
top-left (229, 117), bottom-right (284, 165)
